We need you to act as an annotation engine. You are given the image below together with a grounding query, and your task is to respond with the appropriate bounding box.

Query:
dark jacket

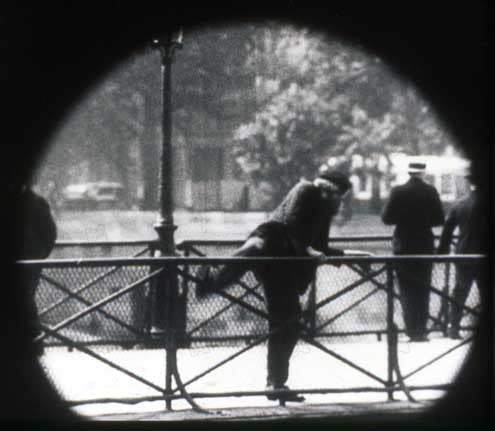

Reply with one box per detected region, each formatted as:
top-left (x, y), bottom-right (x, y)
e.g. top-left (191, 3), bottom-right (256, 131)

top-left (16, 189), bottom-right (57, 260)
top-left (437, 189), bottom-right (488, 255)
top-left (270, 180), bottom-right (342, 256)
top-left (382, 177), bottom-right (444, 254)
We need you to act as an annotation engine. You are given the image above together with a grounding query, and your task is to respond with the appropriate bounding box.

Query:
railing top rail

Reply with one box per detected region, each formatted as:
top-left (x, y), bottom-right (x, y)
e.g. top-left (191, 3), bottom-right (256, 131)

top-left (16, 254), bottom-right (487, 268)
top-left (176, 236), bottom-right (398, 247)
top-left (53, 234), bottom-right (458, 249)
top-left (54, 239), bottom-right (160, 247)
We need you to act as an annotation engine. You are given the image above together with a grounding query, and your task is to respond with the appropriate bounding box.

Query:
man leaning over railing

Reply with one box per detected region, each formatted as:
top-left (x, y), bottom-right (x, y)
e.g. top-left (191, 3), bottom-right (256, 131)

top-left (195, 169), bottom-right (353, 402)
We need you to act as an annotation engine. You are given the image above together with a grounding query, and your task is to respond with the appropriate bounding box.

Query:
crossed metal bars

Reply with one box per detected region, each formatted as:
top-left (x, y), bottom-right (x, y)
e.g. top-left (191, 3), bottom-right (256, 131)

top-left (177, 254), bottom-right (481, 405)
top-left (17, 252), bottom-right (483, 411)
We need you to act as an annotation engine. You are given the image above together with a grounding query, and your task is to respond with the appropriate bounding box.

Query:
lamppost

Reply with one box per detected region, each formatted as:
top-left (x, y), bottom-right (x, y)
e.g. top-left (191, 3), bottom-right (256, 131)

top-left (149, 28), bottom-right (187, 410)
top-left (152, 28), bottom-right (183, 256)
top-left (149, 29), bottom-right (183, 336)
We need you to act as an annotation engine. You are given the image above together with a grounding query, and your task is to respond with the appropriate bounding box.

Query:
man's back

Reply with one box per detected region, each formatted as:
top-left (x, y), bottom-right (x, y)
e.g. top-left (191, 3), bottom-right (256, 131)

top-left (270, 180), bottom-right (330, 250)
top-left (382, 177), bottom-right (444, 253)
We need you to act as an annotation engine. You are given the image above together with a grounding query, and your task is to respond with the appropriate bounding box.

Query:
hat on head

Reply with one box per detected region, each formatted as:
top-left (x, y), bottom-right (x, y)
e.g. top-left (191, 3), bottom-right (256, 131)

top-left (408, 162), bottom-right (426, 174)
top-left (317, 171), bottom-right (352, 194)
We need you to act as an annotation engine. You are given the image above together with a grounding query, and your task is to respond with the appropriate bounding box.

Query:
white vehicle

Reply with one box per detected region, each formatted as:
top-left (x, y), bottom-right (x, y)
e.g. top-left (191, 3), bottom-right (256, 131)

top-left (62, 182), bottom-right (125, 210)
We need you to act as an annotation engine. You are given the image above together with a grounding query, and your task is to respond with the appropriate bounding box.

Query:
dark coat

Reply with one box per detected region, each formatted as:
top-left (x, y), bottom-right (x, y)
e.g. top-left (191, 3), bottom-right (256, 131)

top-left (16, 189), bottom-right (57, 260)
top-left (437, 189), bottom-right (488, 255)
top-left (270, 180), bottom-right (342, 255)
top-left (381, 177), bottom-right (444, 254)
top-left (14, 188), bottom-right (57, 343)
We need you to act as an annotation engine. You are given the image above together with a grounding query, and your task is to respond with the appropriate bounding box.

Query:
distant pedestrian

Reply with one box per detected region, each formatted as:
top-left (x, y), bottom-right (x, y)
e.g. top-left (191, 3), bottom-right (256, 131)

top-left (196, 170), bottom-right (352, 401)
top-left (15, 184), bottom-right (57, 355)
top-left (437, 171), bottom-right (488, 339)
top-left (381, 162), bottom-right (444, 342)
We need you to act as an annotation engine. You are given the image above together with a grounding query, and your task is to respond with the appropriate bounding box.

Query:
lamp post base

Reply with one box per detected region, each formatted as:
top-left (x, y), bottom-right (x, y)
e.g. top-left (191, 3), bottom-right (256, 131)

top-left (153, 221), bottom-right (177, 255)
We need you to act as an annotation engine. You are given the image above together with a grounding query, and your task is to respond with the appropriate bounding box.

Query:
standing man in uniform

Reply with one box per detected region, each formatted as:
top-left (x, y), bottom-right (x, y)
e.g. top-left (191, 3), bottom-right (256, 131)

top-left (381, 162), bottom-right (444, 342)
top-left (196, 170), bottom-right (352, 400)
top-left (436, 171), bottom-right (488, 339)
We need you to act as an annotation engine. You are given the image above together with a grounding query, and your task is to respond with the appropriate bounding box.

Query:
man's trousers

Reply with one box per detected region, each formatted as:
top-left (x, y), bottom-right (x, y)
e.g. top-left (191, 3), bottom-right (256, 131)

top-left (450, 262), bottom-right (484, 331)
top-left (394, 260), bottom-right (432, 339)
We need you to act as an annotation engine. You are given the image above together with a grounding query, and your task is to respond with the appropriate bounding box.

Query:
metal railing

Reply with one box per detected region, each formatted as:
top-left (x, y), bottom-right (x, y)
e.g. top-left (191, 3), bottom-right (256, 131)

top-left (16, 239), bottom-right (483, 411)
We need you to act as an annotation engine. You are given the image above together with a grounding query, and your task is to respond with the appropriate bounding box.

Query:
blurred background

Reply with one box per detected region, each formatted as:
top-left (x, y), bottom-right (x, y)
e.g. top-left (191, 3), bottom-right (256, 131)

top-left (31, 22), bottom-right (470, 245)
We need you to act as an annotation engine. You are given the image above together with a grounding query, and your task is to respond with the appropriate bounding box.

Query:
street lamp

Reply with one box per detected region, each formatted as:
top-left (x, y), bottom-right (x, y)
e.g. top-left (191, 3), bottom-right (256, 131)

top-left (151, 28), bottom-right (183, 253)
top-left (148, 28), bottom-right (183, 334)
top-left (149, 28), bottom-right (188, 411)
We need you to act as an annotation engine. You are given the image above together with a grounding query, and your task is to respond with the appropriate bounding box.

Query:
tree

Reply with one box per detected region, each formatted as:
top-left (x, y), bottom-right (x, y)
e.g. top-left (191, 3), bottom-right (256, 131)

top-left (233, 25), bottom-right (393, 202)
top-left (36, 50), bottom-right (162, 210)
top-left (35, 25), bottom-right (259, 210)
top-left (125, 50), bottom-right (161, 210)
top-left (233, 23), bottom-right (454, 207)
top-left (35, 22), bottom-right (455, 213)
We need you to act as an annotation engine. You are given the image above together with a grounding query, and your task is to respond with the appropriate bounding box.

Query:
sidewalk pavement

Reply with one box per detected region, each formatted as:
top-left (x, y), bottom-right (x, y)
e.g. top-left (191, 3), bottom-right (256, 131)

top-left (94, 399), bottom-right (434, 423)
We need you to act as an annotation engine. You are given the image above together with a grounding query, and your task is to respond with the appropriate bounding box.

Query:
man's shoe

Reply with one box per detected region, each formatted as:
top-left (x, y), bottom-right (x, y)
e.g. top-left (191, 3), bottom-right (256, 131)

top-left (265, 383), bottom-right (281, 400)
top-left (265, 384), bottom-right (305, 402)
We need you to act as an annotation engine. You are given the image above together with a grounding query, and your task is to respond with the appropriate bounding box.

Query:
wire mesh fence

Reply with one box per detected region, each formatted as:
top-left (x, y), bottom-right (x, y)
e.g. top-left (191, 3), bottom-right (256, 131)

top-left (51, 240), bottom-right (158, 259)
top-left (178, 240), bottom-right (481, 344)
top-left (37, 264), bottom-right (151, 346)
top-left (16, 238), bottom-right (485, 410)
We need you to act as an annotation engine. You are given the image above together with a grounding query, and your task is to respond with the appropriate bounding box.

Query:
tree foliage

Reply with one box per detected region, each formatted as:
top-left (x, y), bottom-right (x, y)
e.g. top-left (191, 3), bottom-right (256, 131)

top-left (233, 24), bottom-right (453, 202)
top-left (36, 22), bottom-right (455, 210)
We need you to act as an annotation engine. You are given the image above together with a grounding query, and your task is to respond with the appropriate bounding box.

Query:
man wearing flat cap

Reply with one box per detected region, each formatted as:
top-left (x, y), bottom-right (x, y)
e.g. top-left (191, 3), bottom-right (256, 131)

top-left (196, 170), bottom-right (352, 401)
top-left (382, 162), bottom-right (444, 342)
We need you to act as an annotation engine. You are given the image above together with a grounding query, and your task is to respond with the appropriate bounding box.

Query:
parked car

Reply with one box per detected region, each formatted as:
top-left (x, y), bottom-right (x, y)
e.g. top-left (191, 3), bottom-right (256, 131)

top-left (61, 182), bottom-right (125, 210)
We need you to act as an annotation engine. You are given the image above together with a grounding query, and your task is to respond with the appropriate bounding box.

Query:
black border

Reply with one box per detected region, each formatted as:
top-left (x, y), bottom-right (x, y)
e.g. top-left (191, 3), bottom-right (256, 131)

top-left (2, 2), bottom-right (492, 429)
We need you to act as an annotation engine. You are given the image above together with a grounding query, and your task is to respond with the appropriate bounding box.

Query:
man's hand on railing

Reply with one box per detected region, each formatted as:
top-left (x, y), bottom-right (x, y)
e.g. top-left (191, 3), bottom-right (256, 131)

top-left (322, 247), bottom-right (345, 267)
top-left (306, 246), bottom-right (326, 259)
top-left (344, 250), bottom-right (374, 273)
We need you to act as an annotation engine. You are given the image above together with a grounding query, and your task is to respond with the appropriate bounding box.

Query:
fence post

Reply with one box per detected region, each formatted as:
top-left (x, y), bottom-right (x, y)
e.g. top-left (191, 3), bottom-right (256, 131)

top-left (164, 261), bottom-right (176, 410)
top-left (308, 277), bottom-right (317, 337)
top-left (386, 262), bottom-right (395, 401)
top-left (142, 243), bottom-right (158, 339)
top-left (164, 258), bottom-right (190, 410)
top-left (441, 261), bottom-right (451, 336)
top-left (183, 246), bottom-right (190, 297)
